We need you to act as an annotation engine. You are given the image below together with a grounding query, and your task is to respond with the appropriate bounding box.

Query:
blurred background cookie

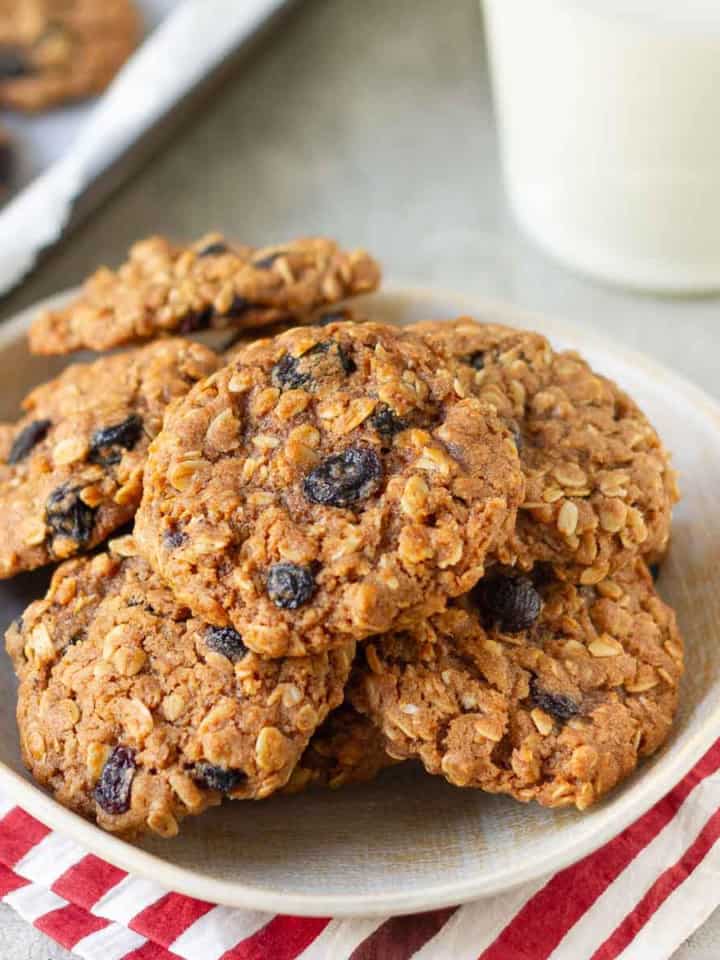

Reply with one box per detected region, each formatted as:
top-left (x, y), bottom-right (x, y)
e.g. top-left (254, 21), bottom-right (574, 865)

top-left (0, 0), bottom-right (141, 111)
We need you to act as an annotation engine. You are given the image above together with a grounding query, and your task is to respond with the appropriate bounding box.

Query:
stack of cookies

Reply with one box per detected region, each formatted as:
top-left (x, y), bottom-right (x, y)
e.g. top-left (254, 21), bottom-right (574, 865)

top-left (2, 233), bottom-right (683, 840)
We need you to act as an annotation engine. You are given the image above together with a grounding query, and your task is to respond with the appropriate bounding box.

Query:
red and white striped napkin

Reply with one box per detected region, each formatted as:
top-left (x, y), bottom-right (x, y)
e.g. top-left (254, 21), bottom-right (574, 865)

top-left (2, 739), bottom-right (720, 960)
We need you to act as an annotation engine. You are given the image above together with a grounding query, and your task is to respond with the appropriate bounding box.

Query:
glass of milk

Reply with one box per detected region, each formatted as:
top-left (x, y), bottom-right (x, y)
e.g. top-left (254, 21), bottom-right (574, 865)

top-left (483, 0), bottom-right (720, 293)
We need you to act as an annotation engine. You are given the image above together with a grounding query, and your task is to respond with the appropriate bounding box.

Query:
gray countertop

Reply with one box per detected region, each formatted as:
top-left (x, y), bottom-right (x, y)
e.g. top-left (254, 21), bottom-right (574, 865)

top-left (2, 0), bottom-right (718, 956)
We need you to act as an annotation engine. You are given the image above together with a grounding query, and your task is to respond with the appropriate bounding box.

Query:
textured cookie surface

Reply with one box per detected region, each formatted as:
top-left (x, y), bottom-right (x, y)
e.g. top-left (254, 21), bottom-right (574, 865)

top-left (0, 0), bottom-right (140, 111)
top-left (351, 560), bottom-right (683, 811)
top-left (284, 703), bottom-right (397, 793)
top-left (6, 538), bottom-right (354, 838)
top-left (416, 319), bottom-right (678, 582)
top-left (135, 321), bottom-right (524, 657)
top-left (29, 235), bottom-right (381, 355)
top-left (0, 338), bottom-right (219, 578)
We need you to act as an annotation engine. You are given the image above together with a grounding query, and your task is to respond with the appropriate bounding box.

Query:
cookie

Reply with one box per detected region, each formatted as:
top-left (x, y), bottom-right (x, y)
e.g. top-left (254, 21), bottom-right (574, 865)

top-left (351, 559), bottom-right (683, 810)
top-left (416, 319), bottom-right (678, 582)
top-left (0, 0), bottom-right (140, 111)
top-left (6, 537), bottom-right (354, 838)
top-left (28, 235), bottom-right (381, 355)
top-left (135, 321), bottom-right (524, 657)
top-left (0, 338), bottom-right (219, 578)
top-left (284, 704), bottom-right (397, 793)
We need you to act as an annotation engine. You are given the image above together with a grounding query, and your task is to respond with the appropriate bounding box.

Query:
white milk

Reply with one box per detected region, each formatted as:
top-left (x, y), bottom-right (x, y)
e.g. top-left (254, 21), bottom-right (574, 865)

top-left (483, 0), bottom-right (720, 292)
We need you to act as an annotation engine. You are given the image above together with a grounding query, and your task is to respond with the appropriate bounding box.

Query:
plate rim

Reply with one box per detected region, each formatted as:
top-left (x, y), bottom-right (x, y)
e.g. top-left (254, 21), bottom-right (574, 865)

top-left (0, 284), bottom-right (718, 918)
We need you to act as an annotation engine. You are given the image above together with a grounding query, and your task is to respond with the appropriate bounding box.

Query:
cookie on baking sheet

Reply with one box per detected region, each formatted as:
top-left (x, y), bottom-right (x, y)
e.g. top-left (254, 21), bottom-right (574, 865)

top-left (6, 537), bottom-right (354, 838)
top-left (0, 338), bottom-right (219, 578)
top-left (415, 319), bottom-right (678, 583)
top-left (284, 703), bottom-right (398, 794)
top-left (28, 235), bottom-right (381, 355)
top-left (350, 559), bottom-right (683, 811)
top-left (0, 0), bottom-right (140, 111)
top-left (134, 321), bottom-right (524, 657)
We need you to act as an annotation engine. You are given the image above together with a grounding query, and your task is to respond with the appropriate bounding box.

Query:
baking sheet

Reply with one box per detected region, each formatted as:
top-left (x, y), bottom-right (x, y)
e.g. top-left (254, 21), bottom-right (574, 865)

top-left (0, 0), bottom-right (293, 297)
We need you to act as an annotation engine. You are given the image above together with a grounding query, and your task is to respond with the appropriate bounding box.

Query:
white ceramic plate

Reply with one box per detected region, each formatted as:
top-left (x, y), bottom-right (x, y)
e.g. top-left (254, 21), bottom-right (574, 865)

top-left (0, 287), bottom-right (716, 918)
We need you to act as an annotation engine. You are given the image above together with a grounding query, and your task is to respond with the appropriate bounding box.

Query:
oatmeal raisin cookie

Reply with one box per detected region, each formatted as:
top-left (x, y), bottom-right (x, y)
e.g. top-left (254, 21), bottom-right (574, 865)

top-left (135, 321), bottom-right (524, 657)
top-left (29, 235), bottom-right (380, 355)
top-left (416, 319), bottom-right (678, 581)
top-left (7, 537), bottom-right (354, 837)
top-left (0, 338), bottom-right (219, 578)
top-left (351, 559), bottom-right (683, 810)
top-left (0, 0), bottom-right (140, 111)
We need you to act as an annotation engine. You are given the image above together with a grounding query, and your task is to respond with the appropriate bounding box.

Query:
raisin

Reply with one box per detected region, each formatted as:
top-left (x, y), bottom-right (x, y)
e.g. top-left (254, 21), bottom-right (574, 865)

top-left (253, 251), bottom-right (285, 269)
top-left (46, 485), bottom-right (95, 545)
top-left (94, 746), bottom-right (136, 814)
top-left (271, 340), bottom-right (354, 390)
top-left (0, 47), bottom-right (30, 78)
top-left (271, 353), bottom-right (311, 390)
top-left (337, 344), bottom-right (356, 375)
top-left (368, 403), bottom-right (406, 438)
top-left (89, 414), bottom-right (143, 466)
top-left (649, 563), bottom-right (661, 582)
top-left (7, 419), bottom-right (51, 464)
top-left (179, 306), bottom-right (214, 333)
top-left (529, 563), bottom-right (554, 588)
top-left (465, 351), bottom-right (485, 371)
top-left (303, 446), bottom-right (382, 508)
top-left (266, 563), bottom-right (316, 609)
top-left (163, 527), bottom-right (187, 549)
top-left (308, 339), bottom-right (356, 373)
top-left (198, 241), bottom-right (229, 257)
top-left (474, 574), bottom-right (542, 632)
top-left (194, 762), bottom-right (247, 793)
top-left (205, 625), bottom-right (248, 662)
top-left (529, 676), bottom-right (579, 723)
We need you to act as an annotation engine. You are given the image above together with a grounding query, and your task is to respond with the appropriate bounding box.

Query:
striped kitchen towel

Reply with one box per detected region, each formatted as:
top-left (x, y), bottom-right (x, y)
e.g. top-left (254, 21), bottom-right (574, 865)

top-left (2, 739), bottom-right (720, 960)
